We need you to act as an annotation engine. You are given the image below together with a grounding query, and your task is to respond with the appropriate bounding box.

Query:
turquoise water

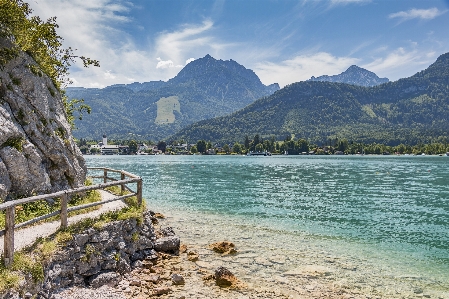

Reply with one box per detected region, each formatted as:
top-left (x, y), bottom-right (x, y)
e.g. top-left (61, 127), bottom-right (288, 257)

top-left (85, 155), bottom-right (449, 295)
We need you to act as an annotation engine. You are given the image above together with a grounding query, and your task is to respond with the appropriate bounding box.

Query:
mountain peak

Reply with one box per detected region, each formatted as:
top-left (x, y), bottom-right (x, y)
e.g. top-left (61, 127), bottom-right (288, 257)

top-left (308, 65), bottom-right (389, 87)
top-left (169, 55), bottom-right (279, 96)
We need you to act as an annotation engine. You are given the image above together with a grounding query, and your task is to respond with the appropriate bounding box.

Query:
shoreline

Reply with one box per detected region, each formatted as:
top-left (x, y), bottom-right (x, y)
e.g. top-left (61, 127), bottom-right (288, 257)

top-left (151, 209), bottom-right (448, 299)
top-left (83, 155), bottom-right (449, 299)
top-left (50, 205), bottom-right (448, 299)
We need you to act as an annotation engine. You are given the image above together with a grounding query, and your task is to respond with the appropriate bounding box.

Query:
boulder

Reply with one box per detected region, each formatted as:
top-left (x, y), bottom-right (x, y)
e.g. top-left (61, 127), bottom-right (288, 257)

top-left (154, 236), bottom-right (180, 254)
top-left (214, 266), bottom-right (238, 287)
top-left (171, 273), bottom-right (185, 285)
top-left (209, 241), bottom-right (237, 255)
top-left (88, 272), bottom-right (121, 288)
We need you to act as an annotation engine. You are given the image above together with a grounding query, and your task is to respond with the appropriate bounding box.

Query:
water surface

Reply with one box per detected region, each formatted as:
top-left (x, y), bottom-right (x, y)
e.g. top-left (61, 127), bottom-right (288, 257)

top-left (85, 155), bottom-right (449, 296)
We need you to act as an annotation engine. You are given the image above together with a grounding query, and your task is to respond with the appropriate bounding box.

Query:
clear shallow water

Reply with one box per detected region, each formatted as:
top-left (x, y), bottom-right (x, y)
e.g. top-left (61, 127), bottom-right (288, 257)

top-left (85, 155), bottom-right (449, 295)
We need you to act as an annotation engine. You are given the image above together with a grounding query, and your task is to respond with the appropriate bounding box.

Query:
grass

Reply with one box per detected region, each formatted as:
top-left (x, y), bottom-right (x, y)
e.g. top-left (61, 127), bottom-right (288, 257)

top-left (0, 178), bottom-right (101, 231)
top-left (0, 187), bottom-right (146, 293)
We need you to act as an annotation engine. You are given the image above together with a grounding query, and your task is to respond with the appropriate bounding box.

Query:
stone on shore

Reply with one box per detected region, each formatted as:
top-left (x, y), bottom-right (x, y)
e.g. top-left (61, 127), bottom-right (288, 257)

top-left (154, 236), bottom-right (180, 254)
top-left (88, 272), bottom-right (121, 288)
top-left (209, 241), bottom-right (237, 255)
top-left (214, 266), bottom-right (238, 287)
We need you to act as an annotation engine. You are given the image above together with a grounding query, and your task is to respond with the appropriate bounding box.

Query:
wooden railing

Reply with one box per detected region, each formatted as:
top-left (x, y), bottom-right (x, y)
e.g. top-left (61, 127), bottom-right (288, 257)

top-left (0, 167), bottom-right (142, 267)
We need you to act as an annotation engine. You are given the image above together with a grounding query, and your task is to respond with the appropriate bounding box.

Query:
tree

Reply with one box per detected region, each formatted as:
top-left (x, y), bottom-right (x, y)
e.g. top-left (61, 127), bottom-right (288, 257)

top-left (0, 0), bottom-right (99, 128)
top-left (197, 140), bottom-right (206, 153)
top-left (190, 145), bottom-right (198, 154)
top-left (244, 136), bottom-right (250, 150)
top-left (157, 141), bottom-right (167, 153)
top-left (129, 140), bottom-right (138, 154)
top-left (297, 138), bottom-right (309, 153)
top-left (255, 143), bottom-right (264, 152)
top-left (233, 142), bottom-right (242, 154)
top-left (222, 144), bottom-right (230, 154)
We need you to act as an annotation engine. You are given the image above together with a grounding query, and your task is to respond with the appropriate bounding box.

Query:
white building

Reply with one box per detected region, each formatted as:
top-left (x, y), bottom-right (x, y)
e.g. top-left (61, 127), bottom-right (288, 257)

top-left (89, 135), bottom-right (119, 155)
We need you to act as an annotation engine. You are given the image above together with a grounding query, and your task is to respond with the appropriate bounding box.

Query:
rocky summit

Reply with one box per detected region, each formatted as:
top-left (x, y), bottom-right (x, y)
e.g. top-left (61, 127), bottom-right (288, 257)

top-left (65, 54), bottom-right (280, 140)
top-left (0, 37), bottom-right (86, 201)
top-left (308, 65), bottom-right (389, 87)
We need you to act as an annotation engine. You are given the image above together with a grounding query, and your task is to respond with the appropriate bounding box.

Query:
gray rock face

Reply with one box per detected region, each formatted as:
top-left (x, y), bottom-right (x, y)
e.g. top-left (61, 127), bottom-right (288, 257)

top-left (88, 272), bottom-right (121, 288)
top-left (32, 211), bottom-right (159, 296)
top-left (308, 65), bottom-right (389, 87)
top-left (154, 236), bottom-right (180, 254)
top-left (0, 37), bottom-right (86, 200)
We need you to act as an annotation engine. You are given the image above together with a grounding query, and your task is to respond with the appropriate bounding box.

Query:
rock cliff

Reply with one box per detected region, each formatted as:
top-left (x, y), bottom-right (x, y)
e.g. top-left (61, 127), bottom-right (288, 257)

top-left (0, 37), bottom-right (86, 201)
top-left (308, 65), bottom-right (389, 87)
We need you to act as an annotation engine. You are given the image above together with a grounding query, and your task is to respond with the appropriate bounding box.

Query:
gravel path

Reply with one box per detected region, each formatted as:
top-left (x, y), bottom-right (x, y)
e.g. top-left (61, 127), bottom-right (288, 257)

top-left (0, 190), bottom-right (126, 252)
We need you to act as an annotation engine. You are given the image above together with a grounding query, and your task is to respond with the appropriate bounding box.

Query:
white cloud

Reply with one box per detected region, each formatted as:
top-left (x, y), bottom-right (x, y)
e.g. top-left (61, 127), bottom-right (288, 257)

top-left (156, 58), bottom-right (175, 69)
top-left (104, 70), bottom-right (117, 79)
top-left (154, 20), bottom-right (215, 65)
top-left (186, 58), bottom-right (195, 65)
top-left (361, 48), bottom-right (436, 80)
top-left (254, 52), bottom-right (359, 87)
top-left (28, 1), bottom-right (225, 88)
top-left (389, 8), bottom-right (446, 22)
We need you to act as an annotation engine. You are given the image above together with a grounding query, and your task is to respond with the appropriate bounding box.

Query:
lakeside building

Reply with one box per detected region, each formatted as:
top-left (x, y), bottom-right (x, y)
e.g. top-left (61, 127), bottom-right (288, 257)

top-left (89, 135), bottom-right (120, 155)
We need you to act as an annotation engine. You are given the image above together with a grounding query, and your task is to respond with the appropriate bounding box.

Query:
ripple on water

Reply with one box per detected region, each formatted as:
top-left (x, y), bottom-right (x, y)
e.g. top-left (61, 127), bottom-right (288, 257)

top-left (85, 155), bottom-right (449, 297)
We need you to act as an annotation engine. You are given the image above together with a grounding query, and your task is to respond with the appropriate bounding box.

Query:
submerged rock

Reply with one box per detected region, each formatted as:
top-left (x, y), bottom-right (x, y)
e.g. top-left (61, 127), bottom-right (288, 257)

top-left (209, 241), bottom-right (237, 255)
top-left (214, 266), bottom-right (237, 287)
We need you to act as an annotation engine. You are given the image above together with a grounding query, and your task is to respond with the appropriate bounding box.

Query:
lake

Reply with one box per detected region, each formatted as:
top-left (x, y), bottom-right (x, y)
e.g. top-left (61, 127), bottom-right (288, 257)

top-left (85, 155), bottom-right (449, 297)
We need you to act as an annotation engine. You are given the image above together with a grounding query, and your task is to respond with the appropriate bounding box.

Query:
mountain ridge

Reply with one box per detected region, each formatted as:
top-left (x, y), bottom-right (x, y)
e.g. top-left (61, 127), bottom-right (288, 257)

top-left (66, 55), bottom-right (280, 140)
top-left (308, 65), bottom-right (389, 87)
top-left (172, 52), bottom-right (449, 145)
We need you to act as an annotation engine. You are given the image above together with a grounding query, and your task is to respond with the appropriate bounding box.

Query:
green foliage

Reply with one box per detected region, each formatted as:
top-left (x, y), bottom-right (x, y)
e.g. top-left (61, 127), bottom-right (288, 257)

top-left (0, 179), bottom-right (101, 230)
top-left (54, 126), bottom-right (65, 139)
top-left (0, 47), bottom-right (18, 69)
top-left (65, 55), bottom-right (278, 140)
top-left (232, 142), bottom-right (242, 154)
top-left (172, 53), bottom-right (449, 146)
top-left (131, 231), bottom-right (139, 242)
top-left (129, 140), bottom-right (138, 154)
top-left (0, 0), bottom-right (99, 89)
top-left (64, 97), bottom-right (91, 129)
top-left (0, 0), bottom-right (97, 131)
top-left (1, 136), bottom-right (24, 151)
top-left (8, 72), bottom-right (20, 85)
top-left (196, 140), bottom-right (206, 153)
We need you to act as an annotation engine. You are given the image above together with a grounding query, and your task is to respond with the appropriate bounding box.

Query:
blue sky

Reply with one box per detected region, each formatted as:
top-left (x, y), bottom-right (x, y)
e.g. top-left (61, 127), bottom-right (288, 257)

top-left (29, 0), bottom-right (449, 88)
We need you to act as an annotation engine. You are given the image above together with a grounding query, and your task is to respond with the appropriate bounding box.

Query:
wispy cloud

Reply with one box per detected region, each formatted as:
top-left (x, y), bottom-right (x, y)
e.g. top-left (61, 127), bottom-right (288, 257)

top-left (254, 52), bottom-right (359, 87)
top-left (330, 0), bottom-right (370, 5)
top-left (361, 47), bottom-right (435, 80)
top-left (28, 1), bottom-right (224, 87)
top-left (154, 20), bottom-right (214, 67)
top-left (389, 8), bottom-right (446, 22)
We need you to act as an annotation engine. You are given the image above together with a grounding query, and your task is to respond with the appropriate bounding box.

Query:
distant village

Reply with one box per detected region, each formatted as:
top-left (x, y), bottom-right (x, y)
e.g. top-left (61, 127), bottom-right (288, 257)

top-left (77, 134), bottom-right (449, 156)
top-left (78, 135), bottom-right (202, 155)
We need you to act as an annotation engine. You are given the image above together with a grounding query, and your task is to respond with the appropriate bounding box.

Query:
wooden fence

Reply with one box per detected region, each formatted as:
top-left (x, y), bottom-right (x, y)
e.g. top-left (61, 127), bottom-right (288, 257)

top-left (0, 167), bottom-right (142, 267)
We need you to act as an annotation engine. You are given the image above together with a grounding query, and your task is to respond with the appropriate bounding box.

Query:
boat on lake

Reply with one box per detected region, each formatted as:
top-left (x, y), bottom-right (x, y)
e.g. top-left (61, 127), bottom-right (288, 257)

top-left (247, 151), bottom-right (272, 156)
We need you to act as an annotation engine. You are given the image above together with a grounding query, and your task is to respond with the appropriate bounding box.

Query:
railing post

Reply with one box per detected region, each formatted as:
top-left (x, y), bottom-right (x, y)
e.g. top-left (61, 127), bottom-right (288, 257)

top-left (4, 207), bottom-right (15, 267)
top-left (61, 193), bottom-right (68, 229)
top-left (121, 171), bottom-right (125, 194)
top-left (103, 169), bottom-right (107, 184)
top-left (137, 178), bottom-right (142, 207)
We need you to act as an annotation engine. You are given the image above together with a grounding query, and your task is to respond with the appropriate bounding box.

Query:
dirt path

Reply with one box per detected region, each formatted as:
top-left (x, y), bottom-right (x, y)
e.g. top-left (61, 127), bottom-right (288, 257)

top-left (0, 190), bottom-right (126, 252)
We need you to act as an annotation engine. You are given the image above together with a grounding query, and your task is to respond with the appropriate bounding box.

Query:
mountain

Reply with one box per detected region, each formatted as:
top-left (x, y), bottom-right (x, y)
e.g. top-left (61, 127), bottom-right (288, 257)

top-left (171, 52), bottom-right (449, 146)
top-left (308, 65), bottom-right (389, 87)
top-left (65, 55), bottom-right (279, 140)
